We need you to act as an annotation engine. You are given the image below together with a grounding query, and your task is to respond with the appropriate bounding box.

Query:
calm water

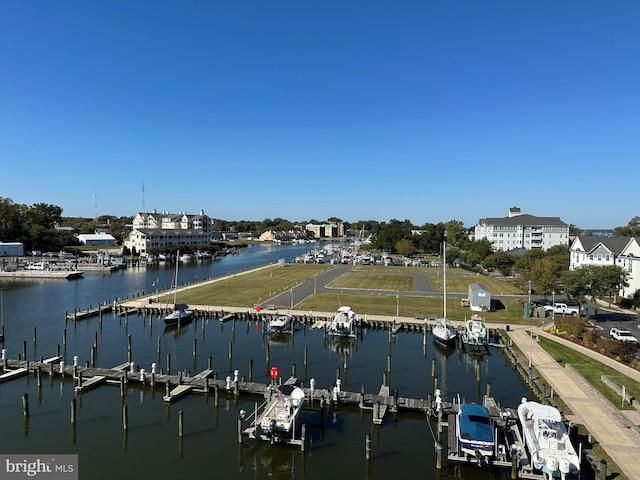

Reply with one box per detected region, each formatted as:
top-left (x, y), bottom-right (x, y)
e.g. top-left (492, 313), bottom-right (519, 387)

top-left (0, 244), bottom-right (531, 480)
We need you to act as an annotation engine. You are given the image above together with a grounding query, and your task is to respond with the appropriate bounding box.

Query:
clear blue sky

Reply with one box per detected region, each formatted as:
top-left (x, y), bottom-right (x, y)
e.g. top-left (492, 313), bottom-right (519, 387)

top-left (1, 1), bottom-right (638, 229)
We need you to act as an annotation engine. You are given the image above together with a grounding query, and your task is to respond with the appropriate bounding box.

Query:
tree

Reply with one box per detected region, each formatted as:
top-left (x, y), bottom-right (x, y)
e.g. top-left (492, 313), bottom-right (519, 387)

top-left (395, 239), bottom-right (417, 257)
top-left (613, 217), bottom-right (640, 237)
top-left (482, 251), bottom-right (516, 275)
top-left (466, 239), bottom-right (493, 266)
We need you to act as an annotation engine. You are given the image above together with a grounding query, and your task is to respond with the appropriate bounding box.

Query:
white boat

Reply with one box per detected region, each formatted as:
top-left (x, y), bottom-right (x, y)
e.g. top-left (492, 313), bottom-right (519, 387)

top-left (456, 402), bottom-right (496, 462)
top-left (328, 306), bottom-right (357, 337)
top-left (259, 384), bottom-right (305, 442)
top-left (433, 236), bottom-right (457, 347)
top-left (267, 312), bottom-right (294, 334)
top-left (164, 251), bottom-right (193, 325)
top-left (463, 315), bottom-right (488, 346)
top-left (517, 398), bottom-right (580, 479)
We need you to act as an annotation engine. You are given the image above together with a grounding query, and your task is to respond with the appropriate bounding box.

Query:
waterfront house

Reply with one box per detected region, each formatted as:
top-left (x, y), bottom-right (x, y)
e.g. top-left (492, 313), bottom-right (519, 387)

top-left (569, 236), bottom-right (640, 299)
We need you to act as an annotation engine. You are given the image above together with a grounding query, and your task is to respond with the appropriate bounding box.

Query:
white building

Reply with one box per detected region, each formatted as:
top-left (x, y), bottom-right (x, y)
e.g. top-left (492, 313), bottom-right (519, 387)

top-left (125, 209), bottom-right (217, 255)
top-left (132, 209), bottom-right (213, 232)
top-left (77, 233), bottom-right (116, 247)
top-left (474, 207), bottom-right (570, 252)
top-left (569, 236), bottom-right (640, 299)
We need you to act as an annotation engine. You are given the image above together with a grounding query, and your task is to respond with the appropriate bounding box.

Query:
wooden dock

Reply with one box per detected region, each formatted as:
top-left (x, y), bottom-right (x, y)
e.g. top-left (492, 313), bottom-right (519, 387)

top-left (442, 396), bottom-right (541, 479)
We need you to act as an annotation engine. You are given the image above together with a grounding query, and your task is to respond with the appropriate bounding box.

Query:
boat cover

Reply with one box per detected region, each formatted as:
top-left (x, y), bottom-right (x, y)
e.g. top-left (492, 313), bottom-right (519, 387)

top-left (458, 404), bottom-right (494, 443)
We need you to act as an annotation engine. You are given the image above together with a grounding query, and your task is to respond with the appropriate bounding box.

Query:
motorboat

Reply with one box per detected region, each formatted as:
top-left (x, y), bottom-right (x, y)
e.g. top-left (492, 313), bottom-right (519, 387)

top-left (456, 402), bottom-right (496, 462)
top-left (433, 236), bottom-right (457, 347)
top-left (328, 306), bottom-right (357, 337)
top-left (517, 398), bottom-right (580, 479)
top-left (463, 315), bottom-right (488, 346)
top-left (267, 312), bottom-right (294, 334)
top-left (259, 384), bottom-right (305, 443)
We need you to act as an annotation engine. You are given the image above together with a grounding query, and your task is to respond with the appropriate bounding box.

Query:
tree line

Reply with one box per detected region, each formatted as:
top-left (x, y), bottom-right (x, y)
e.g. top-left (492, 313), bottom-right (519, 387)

top-left (1, 197), bottom-right (638, 307)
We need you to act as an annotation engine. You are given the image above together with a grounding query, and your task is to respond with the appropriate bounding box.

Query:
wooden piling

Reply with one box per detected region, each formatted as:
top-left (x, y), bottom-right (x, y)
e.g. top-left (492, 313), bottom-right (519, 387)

top-left (365, 432), bottom-right (371, 460)
top-left (178, 410), bottom-right (184, 437)
top-left (301, 424), bottom-right (306, 452)
top-left (193, 339), bottom-right (197, 358)
top-left (70, 398), bottom-right (76, 424)
top-left (127, 334), bottom-right (132, 363)
top-left (33, 326), bottom-right (37, 343)
top-left (22, 393), bottom-right (29, 417)
top-left (122, 404), bottom-right (128, 430)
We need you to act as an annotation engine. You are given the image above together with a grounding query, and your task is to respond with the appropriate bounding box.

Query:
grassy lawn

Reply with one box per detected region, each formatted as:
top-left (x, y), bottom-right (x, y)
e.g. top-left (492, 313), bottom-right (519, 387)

top-left (537, 336), bottom-right (640, 410)
top-left (154, 263), bottom-right (536, 325)
top-left (156, 263), bottom-right (333, 308)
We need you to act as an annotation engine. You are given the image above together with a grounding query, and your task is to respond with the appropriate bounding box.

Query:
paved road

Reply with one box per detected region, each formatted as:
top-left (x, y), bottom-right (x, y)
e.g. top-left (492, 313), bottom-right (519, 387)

top-left (510, 325), bottom-right (640, 480)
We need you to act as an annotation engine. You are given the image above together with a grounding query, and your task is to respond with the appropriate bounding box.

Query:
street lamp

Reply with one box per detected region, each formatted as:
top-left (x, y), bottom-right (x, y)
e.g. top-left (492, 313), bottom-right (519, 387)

top-left (396, 290), bottom-right (399, 316)
top-left (528, 281), bottom-right (531, 304)
top-left (552, 291), bottom-right (556, 320)
top-left (314, 274), bottom-right (317, 295)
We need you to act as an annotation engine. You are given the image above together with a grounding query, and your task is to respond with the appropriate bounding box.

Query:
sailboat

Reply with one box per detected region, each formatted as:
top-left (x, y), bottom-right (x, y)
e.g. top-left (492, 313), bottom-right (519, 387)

top-left (432, 236), bottom-right (457, 347)
top-left (164, 251), bottom-right (193, 326)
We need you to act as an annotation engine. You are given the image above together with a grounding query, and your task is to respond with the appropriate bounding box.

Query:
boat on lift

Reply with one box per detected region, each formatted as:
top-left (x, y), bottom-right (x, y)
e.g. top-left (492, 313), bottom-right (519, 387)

top-left (517, 398), bottom-right (580, 479)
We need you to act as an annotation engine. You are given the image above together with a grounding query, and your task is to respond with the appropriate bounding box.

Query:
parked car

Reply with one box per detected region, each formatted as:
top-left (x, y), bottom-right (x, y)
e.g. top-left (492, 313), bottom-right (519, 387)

top-left (609, 328), bottom-right (639, 342)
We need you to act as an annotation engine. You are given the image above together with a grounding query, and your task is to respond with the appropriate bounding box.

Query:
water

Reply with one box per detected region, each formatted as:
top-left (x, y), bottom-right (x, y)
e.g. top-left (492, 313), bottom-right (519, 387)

top-left (0, 243), bottom-right (531, 480)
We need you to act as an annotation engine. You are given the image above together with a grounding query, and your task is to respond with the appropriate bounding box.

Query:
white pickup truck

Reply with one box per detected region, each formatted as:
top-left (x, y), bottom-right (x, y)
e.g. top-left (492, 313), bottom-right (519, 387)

top-left (543, 303), bottom-right (580, 315)
top-left (610, 328), bottom-right (639, 343)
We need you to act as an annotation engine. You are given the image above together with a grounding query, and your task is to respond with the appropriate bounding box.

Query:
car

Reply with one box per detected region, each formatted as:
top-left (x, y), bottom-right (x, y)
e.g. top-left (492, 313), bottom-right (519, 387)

top-left (609, 327), bottom-right (639, 342)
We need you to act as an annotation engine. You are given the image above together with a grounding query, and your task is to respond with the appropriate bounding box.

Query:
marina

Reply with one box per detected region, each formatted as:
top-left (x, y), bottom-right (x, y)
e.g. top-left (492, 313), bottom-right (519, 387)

top-left (0, 243), bottom-right (603, 479)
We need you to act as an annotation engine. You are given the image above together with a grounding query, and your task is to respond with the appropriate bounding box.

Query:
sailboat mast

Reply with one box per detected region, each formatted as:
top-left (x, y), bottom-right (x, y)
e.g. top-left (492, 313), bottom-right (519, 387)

top-left (173, 250), bottom-right (179, 305)
top-left (443, 236), bottom-right (447, 318)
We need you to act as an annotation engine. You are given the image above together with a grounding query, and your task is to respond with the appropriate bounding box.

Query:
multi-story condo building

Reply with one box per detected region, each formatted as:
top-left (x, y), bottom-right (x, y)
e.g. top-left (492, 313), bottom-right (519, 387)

top-left (305, 222), bottom-right (345, 239)
top-left (569, 236), bottom-right (640, 299)
top-left (474, 207), bottom-right (570, 252)
top-left (124, 209), bottom-right (216, 255)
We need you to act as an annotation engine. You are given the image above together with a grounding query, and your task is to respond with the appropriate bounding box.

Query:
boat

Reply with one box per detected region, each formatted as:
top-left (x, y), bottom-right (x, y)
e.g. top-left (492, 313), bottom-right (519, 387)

top-left (463, 314), bottom-right (489, 347)
top-left (517, 398), bottom-right (580, 479)
top-left (164, 251), bottom-right (193, 326)
top-left (259, 384), bottom-right (305, 443)
top-left (432, 236), bottom-right (457, 347)
top-left (267, 312), bottom-right (294, 334)
top-left (456, 402), bottom-right (496, 463)
top-left (328, 306), bottom-right (357, 338)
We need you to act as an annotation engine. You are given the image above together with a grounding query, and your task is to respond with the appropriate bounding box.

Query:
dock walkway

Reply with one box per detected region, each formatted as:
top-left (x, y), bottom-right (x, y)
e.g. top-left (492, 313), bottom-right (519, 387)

top-left (509, 326), bottom-right (640, 480)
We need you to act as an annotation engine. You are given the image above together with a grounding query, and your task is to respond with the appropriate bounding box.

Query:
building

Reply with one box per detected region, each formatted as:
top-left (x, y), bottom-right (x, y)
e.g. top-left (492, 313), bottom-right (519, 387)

top-left (569, 236), bottom-right (640, 299)
top-left (468, 282), bottom-right (491, 312)
top-left (124, 209), bottom-right (218, 255)
top-left (0, 242), bottom-right (24, 257)
top-left (474, 207), bottom-right (570, 252)
top-left (132, 209), bottom-right (213, 232)
top-left (124, 228), bottom-right (212, 255)
top-left (77, 233), bottom-right (117, 247)
top-left (305, 222), bottom-right (345, 239)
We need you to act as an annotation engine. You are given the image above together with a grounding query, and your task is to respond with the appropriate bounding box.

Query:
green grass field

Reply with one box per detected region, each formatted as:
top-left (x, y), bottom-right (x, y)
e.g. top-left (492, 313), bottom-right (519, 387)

top-left (155, 263), bottom-right (534, 325)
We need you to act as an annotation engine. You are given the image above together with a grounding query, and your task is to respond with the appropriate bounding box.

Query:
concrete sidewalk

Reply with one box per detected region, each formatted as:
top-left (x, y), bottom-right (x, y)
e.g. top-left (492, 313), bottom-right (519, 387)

top-left (509, 327), bottom-right (640, 480)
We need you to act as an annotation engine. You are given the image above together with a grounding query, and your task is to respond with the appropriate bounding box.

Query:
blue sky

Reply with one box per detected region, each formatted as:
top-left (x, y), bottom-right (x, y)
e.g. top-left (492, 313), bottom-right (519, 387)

top-left (1, 1), bottom-right (638, 229)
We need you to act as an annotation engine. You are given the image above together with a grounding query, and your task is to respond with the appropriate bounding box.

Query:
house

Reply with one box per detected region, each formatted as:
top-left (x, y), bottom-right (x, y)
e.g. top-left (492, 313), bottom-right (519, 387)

top-left (474, 207), bottom-right (570, 252)
top-left (569, 236), bottom-right (640, 299)
top-left (77, 233), bottom-right (117, 247)
top-left (468, 282), bottom-right (491, 311)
